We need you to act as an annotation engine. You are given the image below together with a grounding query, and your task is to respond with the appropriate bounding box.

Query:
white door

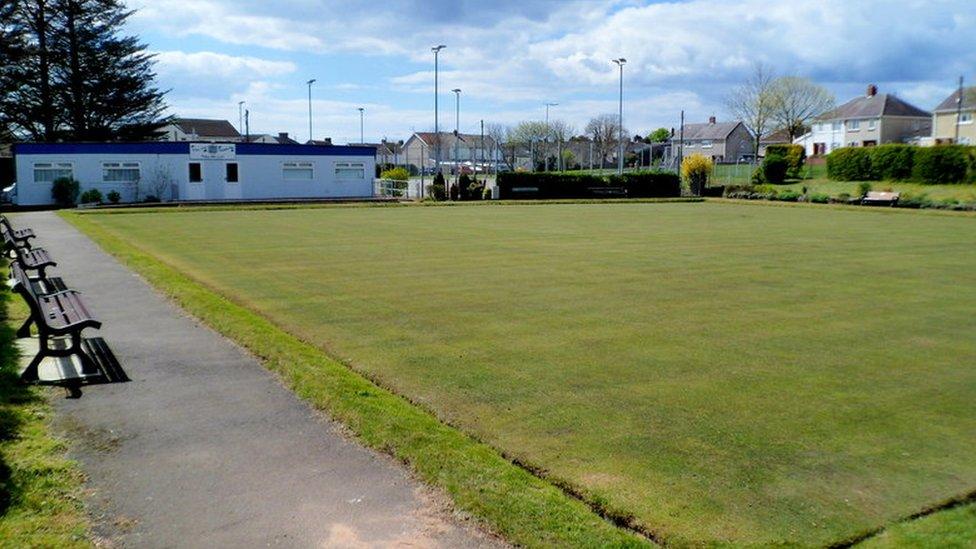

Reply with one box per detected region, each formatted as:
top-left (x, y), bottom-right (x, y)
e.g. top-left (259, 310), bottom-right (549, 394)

top-left (224, 162), bottom-right (241, 200)
top-left (187, 162), bottom-right (205, 200)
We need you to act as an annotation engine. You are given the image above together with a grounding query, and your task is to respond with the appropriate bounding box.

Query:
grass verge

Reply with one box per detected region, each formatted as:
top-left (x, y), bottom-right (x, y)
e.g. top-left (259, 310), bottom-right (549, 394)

top-left (858, 500), bottom-right (976, 548)
top-left (0, 273), bottom-right (90, 546)
top-left (60, 211), bottom-right (650, 548)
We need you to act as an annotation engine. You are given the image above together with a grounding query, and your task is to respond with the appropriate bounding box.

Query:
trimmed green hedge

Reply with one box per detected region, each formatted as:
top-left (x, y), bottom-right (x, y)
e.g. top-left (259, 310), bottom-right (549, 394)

top-left (827, 144), bottom-right (975, 184)
top-left (496, 171), bottom-right (680, 199)
top-left (765, 144), bottom-right (805, 178)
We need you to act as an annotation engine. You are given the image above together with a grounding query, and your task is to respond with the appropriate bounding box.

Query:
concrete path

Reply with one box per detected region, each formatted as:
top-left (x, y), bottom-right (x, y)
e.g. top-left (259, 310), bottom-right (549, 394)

top-left (17, 211), bottom-right (498, 548)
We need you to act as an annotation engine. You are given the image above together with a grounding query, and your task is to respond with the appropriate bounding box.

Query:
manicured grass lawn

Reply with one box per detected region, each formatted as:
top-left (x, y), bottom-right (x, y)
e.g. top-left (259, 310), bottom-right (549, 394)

top-left (0, 282), bottom-right (90, 546)
top-left (861, 502), bottom-right (976, 548)
top-left (72, 202), bottom-right (976, 545)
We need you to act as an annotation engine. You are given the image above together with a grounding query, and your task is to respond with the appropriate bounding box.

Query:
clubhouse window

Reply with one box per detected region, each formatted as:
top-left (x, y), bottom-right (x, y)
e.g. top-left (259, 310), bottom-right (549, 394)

top-left (226, 162), bottom-right (239, 183)
top-left (33, 162), bottom-right (73, 183)
top-left (335, 162), bottom-right (365, 179)
top-left (102, 161), bottom-right (140, 182)
top-left (283, 162), bottom-right (314, 180)
top-left (188, 162), bottom-right (202, 182)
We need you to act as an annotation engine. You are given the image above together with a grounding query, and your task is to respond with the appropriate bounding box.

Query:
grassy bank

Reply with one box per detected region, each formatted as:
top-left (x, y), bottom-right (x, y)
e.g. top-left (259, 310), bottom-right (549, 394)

top-left (0, 280), bottom-right (90, 546)
top-left (61, 211), bottom-right (649, 548)
top-left (65, 202), bottom-right (976, 545)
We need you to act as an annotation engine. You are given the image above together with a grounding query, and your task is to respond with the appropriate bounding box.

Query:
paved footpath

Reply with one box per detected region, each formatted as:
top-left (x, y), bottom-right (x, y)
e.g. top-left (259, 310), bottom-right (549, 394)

top-left (18, 212), bottom-right (498, 548)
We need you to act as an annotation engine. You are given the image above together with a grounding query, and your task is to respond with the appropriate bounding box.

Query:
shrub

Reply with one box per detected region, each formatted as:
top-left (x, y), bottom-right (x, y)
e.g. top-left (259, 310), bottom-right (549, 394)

top-left (897, 192), bottom-right (932, 209)
top-left (870, 144), bottom-right (915, 180)
top-left (761, 156), bottom-right (789, 184)
top-left (79, 188), bottom-right (103, 204)
top-left (107, 190), bottom-right (121, 204)
top-left (775, 190), bottom-right (802, 202)
top-left (826, 148), bottom-right (877, 181)
top-left (457, 174), bottom-right (472, 200)
top-left (143, 194), bottom-right (160, 203)
top-left (617, 171), bottom-right (681, 198)
top-left (702, 185), bottom-right (725, 197)
top-left (809, 192), bottom-right (830, 204)
top-left (912, 145), bottom-right (969, 184)
top-left (482, 186), bottom-right (493, 200)
top-left (51, 177), bottom-right (80, 206)
top-left (380, 167), bottom-right (410, 181)
top-left (765, 144), bottom-right (805, 178)
top-left (857, 182), bottom-right (872, 197)
top-left (751, 167), bottom-right (765, 184)
top-left (681, 154), bottom-right (712, 196)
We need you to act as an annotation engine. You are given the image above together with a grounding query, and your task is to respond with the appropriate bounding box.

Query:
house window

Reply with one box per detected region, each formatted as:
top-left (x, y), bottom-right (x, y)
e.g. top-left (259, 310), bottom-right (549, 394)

top-left (335, 161), bottom-right (365, 179)
top-left (831, 122), bottom-right (841, 131)
top-left (912, 120), bottom-right (920, 130)
top-left (831, 142), bottom-right (840, 150)
top-left (848, 141), bottom-right (858, 147)
top-left (102, 162), bottom-right (140, 182)
top-left (188, 162), bottom-right (202, 182)
top-left (225, 163), bottom-right (239, 183)
top-left (960, 112), bottom-right (974, 124)
top-left (867, 119), bottom-right (876, 130)
top-left (283, 162), bottom-right (313, 180)
top-left (701, 140), bottom-right (713, 149)
top-left (960, 137), bottom-right (972, 145)
top-left (848, 120), bottom-right (860, 131)
top-left (33, 162), bottom-right (73, 183)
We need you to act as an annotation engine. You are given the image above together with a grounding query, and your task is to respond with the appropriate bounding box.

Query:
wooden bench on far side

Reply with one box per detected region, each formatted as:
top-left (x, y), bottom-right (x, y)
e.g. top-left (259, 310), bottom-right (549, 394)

top-left (861, 191), bottom-right (900, 206)
top-left (1, 214), bottom-right (36, 251)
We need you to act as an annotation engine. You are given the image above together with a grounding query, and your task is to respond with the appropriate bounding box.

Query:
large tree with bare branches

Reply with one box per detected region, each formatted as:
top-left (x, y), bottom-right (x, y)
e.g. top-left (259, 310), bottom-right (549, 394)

top-left (725, 63), bottom-right (776, 160)
top-left (769, 76), bottom-right (835, 142)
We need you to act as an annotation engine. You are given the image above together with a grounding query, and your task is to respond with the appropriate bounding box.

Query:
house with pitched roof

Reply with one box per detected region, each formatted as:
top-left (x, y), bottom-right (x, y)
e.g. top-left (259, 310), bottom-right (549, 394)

top-left (676, 117), bottom-right (754, 162)
top-left (931, 86), bottom-right (976, 145)
top-left (160, 118), bottom-right (242, 142)
top-left (402, 132), bottom-right (501, 173)
top-left (795, 85), bottom-right (931, 156)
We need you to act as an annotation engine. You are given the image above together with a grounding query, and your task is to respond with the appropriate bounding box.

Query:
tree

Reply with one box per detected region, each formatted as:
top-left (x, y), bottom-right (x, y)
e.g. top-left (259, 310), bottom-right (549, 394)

top-left (585, 114), bottom-right (628, 168)
top-left (725, 62), bottom-right (776, 162)
top-left (0, 0), bottom-right (167, 141)
top-left (647, 127), bottom-right (670, 143)
top-left (769, 76), bottom-right (835, 142)
top-left (485, 122), bottom-right (508, 170)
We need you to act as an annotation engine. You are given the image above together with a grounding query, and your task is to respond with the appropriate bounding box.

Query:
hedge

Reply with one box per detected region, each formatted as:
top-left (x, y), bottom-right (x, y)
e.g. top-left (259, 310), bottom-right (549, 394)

top-left (765, 144), bottom-right (805, 178)
top-left (827, 144), bottom-right (975, 184)
top-left (496, 171), bottom-right (680, 199)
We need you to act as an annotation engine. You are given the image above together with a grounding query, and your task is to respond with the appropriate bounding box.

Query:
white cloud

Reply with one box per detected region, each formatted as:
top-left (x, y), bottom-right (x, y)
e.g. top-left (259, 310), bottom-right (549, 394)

top-left (154, 51), bottom-right (296, 79)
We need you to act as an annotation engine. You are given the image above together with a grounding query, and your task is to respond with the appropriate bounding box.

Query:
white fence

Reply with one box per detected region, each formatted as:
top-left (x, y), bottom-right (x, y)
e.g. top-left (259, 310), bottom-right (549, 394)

top-left (374, 178), bottom-right (424, 199)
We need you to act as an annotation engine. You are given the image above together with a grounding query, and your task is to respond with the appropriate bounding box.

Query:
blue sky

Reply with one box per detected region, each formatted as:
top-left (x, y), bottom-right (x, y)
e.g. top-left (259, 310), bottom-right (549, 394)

top-left (127, 0), bottom-right (976, 144)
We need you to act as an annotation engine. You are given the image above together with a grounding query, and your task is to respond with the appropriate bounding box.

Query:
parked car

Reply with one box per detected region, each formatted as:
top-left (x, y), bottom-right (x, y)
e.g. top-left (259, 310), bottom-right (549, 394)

top-left (1, 182), bottom-right (16, 204)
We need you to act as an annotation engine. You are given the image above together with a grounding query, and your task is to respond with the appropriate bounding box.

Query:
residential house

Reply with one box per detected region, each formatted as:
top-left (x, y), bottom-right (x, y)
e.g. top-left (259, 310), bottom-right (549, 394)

top-left (676, 117), bottom-right (754, 162)
top-left (245, 132), bottom-right (299, 145)
top-left (402, 132), bottom-right (501, 173)
top-left (795, 85), bottom-right (931, 156)
top-left (758, 128), bottom-right (791, 157)
top-left (353, 140), bottom-right (405, 168)
top-left (160, 118), bottom-right (242, 142)
top-left (931, 86), bottom-right (976, 145)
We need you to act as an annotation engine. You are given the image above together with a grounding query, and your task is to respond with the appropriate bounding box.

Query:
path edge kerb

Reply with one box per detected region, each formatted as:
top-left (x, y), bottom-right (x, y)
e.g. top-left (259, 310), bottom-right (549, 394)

top-left (60, 210), bottom-right (653, 549)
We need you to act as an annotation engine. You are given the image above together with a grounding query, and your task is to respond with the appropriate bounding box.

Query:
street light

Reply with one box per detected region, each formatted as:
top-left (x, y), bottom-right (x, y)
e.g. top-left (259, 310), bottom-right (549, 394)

top-left (432, 45), bottom-right (446, 175)
top-left (545, 102), bottom-right (558, 172)
top-left (612, 58), bottom-right (626, 174)
top-left (306, 79), bottom-right (316, 143)
top-left (237, 100), bottom-right (245, 136)
top-left (452, 88), bottom-right (461, 196)
top-left (357, 107), bottom-right (365, 144)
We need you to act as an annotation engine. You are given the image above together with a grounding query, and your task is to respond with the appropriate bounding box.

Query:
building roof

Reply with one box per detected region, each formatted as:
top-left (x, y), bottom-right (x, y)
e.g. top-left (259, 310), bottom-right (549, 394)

top-left (171, 118), bottom-right (241, 138)
top-left (12, 141), bottom-right (375, 157)
top-left (410, 132), bottom-right (496, 147)
top-left (934, 86), bottom-right (976, 113)
top-left (680, 121), bottom-right (743, 141)
top-left (817, 93), bottom-right (930, 121)
top-left (244, 133), bottom-right (299, 144)
top-left (760, 128), bottom-right (791, 145)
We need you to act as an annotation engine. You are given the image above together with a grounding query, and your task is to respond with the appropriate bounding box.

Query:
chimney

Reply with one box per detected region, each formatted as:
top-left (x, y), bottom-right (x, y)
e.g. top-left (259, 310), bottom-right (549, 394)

top-left (866, 84), bottom-right (878, 97)
top-left (322, 137), bottom-right (332, 145)
top-left (708, 116), bottom-right (716, 124)
top-left (278, 132), bottom-right (289, 140)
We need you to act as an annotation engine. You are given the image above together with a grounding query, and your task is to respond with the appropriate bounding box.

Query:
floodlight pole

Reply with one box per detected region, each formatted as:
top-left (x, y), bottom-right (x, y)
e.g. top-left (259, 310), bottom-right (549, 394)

top-left (612, 58), bottom-right (626, 175)
top-left (545, 102), bottom-right (557, 172)
top-left (452, 88), bottom-right (461, 196)
top-left (432, 45), bottom-right (446, 176)
top-left (358, 107), bottom-right (365, 144)
top-left (237, 101), bottom-right (245, 136)
top-left (306, 79), bottom-right (316, 143)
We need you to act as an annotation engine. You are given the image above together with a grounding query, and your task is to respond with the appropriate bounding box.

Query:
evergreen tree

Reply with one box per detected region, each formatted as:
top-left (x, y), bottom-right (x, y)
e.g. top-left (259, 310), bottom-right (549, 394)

top-left (0, 0), bottom-right (167, 141)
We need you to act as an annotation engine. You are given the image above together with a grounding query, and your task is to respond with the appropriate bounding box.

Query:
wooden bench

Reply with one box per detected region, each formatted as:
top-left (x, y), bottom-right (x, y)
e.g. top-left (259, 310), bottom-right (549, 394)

top-left (0, 215), bottom-right (35, 250)
top-left (588, 186), bottom-right (628, 197)
top-left (4, 233), bottom-right (57, 279)
top-left (8, 259), bottom-right (69, 336)
top-left (861, 191), bottom-right (900, 206)
top-left (9, 259), bottom-right (102, 383)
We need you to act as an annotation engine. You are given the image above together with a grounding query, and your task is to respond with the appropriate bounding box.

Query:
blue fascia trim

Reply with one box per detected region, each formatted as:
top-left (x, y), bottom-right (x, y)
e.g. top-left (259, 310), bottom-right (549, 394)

top-left (13, 142), bottom-right (375, 157)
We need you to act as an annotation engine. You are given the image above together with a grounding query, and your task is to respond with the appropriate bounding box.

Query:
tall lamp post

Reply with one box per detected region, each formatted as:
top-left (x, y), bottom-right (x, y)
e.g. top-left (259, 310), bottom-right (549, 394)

top-left (237, 100), bottom-right (245, 136)
top-left (544, 102), bottom-right (558, 172)
top-left (612, 58), bottom-right (626, 175)
top-left (432, 45), bottom-right (446, 175)
top-left (306, 79), bottom-right (316, 143)
top-left (357, 107), bottom-right (365, 144)
top-left (452, 88), bottom-right (461, 196)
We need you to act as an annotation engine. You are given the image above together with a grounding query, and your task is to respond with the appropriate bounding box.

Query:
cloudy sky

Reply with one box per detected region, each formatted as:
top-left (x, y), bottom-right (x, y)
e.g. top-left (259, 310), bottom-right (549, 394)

top-left (128, 0), bottom-right (976, 144)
